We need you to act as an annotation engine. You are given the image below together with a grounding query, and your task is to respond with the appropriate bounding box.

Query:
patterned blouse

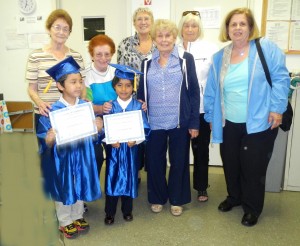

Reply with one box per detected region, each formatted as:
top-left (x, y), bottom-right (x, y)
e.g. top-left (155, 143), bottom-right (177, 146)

top-left (117, 33), bottom-right (156, 87)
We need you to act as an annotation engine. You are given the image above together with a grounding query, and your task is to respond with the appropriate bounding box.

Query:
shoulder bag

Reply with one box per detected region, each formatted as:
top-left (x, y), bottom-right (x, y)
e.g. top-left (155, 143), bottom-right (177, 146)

top-left (255, 38), bottom-right (293, 132)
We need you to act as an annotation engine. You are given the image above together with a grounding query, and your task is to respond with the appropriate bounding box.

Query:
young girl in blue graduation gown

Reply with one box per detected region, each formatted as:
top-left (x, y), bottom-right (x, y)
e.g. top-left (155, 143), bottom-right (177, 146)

top-left (103, 64), bottom-right (150, 225)
top-left (36, 57), bottom-right (102, 239)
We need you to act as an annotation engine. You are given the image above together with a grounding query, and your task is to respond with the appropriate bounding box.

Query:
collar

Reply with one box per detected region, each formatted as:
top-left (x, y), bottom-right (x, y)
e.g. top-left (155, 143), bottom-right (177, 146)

top-left (117, 96), bottom-right (132, 110)
top-left (152, 45), bottom-right (179, 60)
top-left (91, 62), bottom-right (110, 76)
top-left (59, 95), bottom-right (79, 107)
top-left (132, 32), bottom-right (140, 45)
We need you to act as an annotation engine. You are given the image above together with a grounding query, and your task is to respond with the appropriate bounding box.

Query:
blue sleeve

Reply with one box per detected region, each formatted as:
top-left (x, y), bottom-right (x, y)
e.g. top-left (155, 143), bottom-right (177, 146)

top-left (262, 38), bottom-right (290, 114)
top-left (36, 115), bottom-right (52, 153)
top-left (204, 61), bottom-right (217, 123)
top-left (141, 110), bottom-right (151, 141)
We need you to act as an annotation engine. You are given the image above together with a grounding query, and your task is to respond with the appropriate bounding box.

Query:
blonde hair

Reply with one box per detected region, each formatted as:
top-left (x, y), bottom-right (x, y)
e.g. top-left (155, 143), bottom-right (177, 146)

top-left (132, 7), bottom-right (154, 24)
top-left (219, 7), bottom-right (260, 42)
top-left (150, 19), bottom-right (178, 40)
top-left (178, 13), bottom-right (204, 40)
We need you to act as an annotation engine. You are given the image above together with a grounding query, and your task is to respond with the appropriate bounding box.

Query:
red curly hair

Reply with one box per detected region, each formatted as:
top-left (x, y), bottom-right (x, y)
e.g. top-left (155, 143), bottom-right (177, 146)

top-left (88, 34), bottom-right (116, 57)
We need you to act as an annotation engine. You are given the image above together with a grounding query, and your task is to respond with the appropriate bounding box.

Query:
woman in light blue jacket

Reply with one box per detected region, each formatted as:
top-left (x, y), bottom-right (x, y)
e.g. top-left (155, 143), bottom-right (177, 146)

top-left (204, 8), bottom-right (289, 227)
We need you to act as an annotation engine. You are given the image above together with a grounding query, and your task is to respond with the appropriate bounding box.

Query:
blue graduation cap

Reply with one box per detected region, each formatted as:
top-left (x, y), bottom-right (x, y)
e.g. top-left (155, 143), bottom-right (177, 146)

top-left (109, 63), bottom-right (143, 91)
top-left (46, 56), bottom-right (80, 82)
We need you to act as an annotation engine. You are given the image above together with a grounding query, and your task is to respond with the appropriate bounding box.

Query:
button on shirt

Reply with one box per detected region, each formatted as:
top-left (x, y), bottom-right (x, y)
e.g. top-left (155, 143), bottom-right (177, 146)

top-left (147, 48), bottom-right (183, 130)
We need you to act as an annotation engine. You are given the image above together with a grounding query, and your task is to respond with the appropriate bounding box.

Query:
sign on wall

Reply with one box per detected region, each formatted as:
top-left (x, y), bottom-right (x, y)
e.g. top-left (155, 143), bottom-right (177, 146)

top-left (131, 0), bottom-right (170, 34)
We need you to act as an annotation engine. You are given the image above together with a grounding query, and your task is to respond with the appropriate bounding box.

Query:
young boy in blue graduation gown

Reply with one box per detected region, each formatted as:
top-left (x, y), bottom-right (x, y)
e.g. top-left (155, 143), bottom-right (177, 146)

top-left (103, 64), bottom-right (150, 225)
top-left (36, 56), bottom-right (102, 239)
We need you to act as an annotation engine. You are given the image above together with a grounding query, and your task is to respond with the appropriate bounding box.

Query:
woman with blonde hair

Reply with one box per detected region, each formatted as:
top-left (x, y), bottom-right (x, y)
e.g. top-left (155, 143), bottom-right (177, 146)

top-left (137, 19), bottom-right (200, 216)
top-left (117, 7), bottom-right (156, 183)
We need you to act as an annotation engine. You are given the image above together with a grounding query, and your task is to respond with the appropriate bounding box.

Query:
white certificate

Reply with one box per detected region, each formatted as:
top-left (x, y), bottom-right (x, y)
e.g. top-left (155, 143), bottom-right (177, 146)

top-left (103, 110), bottom-right (145, 144)
top-left (49, 102), bottom-right (97, 145)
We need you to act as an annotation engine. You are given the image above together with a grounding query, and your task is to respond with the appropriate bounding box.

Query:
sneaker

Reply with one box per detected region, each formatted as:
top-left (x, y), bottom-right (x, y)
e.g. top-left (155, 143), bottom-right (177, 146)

top-left (74, 218), bottom-right (90, 233)
top-left (59, 223), bottom-right (78, 239)
top-left (84, 203), bottom-right (88, 213)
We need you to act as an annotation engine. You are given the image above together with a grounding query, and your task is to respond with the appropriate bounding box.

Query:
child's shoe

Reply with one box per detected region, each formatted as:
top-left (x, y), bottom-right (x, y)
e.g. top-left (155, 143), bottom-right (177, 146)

top-left (74, 218), bottom-right (90, 233)
top-left (59, 223), bottom-right (78, 239)
top-left (84, 203), bottom-right (88, 213)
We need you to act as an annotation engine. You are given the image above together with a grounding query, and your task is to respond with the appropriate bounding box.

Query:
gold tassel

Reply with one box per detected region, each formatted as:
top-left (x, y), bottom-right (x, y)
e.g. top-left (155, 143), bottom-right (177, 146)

top-left (134, 74), bottom-right (137, 92)
top-left (43, 79), bottom-right (52, 93)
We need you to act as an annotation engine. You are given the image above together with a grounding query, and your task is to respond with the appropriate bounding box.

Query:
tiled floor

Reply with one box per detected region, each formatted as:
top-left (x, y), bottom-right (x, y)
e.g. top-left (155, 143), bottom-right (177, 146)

top-left (1, 133), bottom-right (300, 246)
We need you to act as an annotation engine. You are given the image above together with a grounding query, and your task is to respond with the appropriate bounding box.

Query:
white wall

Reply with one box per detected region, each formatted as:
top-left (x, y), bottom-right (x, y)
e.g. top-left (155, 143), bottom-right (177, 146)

top-left (1, 0), bottom-right (299, 102)
top-left (2, 0), bottom-right (299, 166)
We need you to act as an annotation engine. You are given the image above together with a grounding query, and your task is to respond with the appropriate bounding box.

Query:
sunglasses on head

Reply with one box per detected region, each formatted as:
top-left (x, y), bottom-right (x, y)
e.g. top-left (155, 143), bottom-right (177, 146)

top-left (182, 11), bottom-right (201, 18)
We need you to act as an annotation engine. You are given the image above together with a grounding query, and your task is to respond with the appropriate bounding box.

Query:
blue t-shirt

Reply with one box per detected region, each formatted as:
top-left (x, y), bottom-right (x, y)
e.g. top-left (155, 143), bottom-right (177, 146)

top-left (84, 63), bottom-right (117, 105)
top-left (223, 58), bottom-right (248, 123)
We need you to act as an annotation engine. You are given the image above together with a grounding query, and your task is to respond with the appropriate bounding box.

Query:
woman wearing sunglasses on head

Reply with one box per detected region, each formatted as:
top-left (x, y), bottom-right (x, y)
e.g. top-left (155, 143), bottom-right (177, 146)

top-left (178, 11), bottom-right (218, 203)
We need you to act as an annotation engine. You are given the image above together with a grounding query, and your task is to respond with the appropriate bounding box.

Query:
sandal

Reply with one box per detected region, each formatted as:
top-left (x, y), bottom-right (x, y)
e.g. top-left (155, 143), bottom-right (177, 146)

top-left (151, 204), bottom-right (163, 213)
top-left (197, 190), bottom-right (208, 202)
top-left (170, 205), bottom-right (183, 216)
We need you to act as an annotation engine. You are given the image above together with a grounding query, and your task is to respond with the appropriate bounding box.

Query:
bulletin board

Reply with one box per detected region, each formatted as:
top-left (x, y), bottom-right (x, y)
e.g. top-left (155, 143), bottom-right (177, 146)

top-left (261, 0), bottom-right (300, 54)
top-left (6, 101), bottom-right (34, 132)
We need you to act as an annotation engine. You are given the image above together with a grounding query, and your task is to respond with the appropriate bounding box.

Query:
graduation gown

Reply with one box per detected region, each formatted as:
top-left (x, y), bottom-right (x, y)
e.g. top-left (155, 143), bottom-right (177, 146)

top-left (36, 99), bottom-right (102, 205)
top-left (105, 99), bottom-right (150, 198)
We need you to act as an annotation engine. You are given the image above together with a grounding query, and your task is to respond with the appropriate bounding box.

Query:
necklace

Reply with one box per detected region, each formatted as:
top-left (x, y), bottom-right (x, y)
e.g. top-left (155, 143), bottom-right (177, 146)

top-left (234, 43), bottom-right (249, 57)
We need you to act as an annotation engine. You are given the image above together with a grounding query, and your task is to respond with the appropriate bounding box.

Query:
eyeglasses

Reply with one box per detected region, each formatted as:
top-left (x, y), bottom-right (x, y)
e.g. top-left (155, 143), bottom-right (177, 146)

top-left (51, 25), bottom-right (70, 33)
top-left (182, 11), bottom-right (201, 18)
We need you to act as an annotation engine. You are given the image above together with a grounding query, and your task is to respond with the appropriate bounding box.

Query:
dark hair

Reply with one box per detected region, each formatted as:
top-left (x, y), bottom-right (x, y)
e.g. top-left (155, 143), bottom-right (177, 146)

top-left (45, 9), bottom-right (73, 32)
top-left (56, 74), bottom-right (67, 93)
top-left (56, 73), bottom-right (82, 93)
top-left (111, 76), bottom-right (134, 90)
top-left (88, 34), bottom-right (116, 57)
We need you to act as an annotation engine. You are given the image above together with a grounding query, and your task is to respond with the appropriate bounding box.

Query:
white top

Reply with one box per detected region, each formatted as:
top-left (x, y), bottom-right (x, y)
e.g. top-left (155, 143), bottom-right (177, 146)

top-left (178, 39), bottom-right (218, 113)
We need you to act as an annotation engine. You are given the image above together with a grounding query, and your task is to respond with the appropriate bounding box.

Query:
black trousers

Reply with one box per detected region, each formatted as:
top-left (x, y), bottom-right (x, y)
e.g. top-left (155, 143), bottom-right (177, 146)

top-left (93, 142), bottom-right (104, 176)
top-left (191, 113), bottom-right (211, 192)
top-left (220, 120), bottom-right (278, 216)
top-left (104, 195), bottom-right (133, 216)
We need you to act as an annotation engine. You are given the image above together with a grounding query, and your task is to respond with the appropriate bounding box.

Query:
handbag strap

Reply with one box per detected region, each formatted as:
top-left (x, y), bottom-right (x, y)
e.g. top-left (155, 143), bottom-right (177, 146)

top-left (255, 38), bottom-right (272, 88)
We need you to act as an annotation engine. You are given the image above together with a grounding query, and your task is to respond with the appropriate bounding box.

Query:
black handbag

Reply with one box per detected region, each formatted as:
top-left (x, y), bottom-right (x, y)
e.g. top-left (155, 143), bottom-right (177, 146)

top-left (255, 38), bottom-right (293, 132)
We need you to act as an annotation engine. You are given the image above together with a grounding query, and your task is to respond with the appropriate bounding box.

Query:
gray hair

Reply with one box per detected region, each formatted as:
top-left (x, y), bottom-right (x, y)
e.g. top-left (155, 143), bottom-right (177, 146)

top-left (177, 13), bottom-right (204, 40)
